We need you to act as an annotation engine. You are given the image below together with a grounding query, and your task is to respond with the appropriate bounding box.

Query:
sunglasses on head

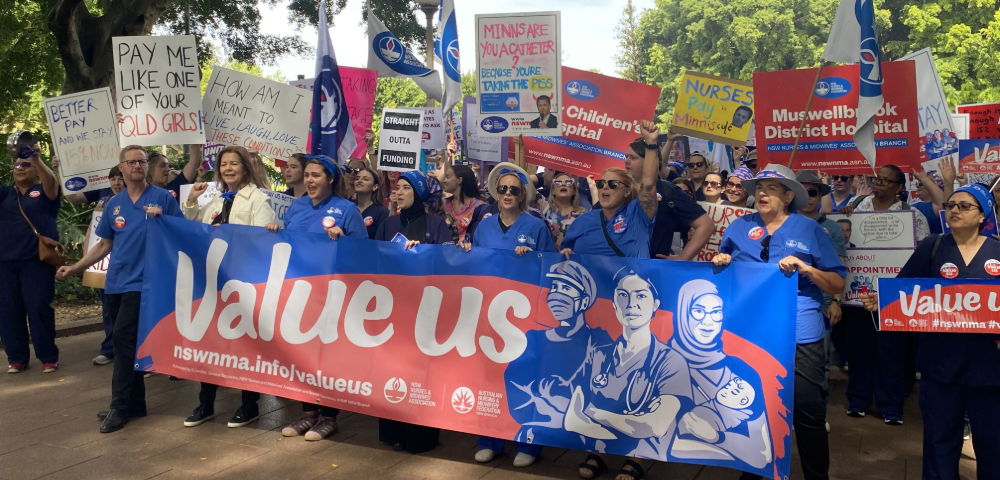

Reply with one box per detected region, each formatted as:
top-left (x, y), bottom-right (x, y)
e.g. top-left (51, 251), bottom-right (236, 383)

top-left (552, 178), bottom-right (575, 187)
top-left (687, 161), bottom-right (706, 169)
top-left (595, 179), bottom-right (620, 190)
top-left (497, 185), bottom-right (522, 197)
top-left (832, 175), bottom-right (852, 182)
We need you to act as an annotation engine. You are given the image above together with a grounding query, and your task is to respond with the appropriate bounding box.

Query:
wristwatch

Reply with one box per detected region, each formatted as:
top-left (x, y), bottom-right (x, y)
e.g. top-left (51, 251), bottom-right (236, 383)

top-left (644, 143), bottom-right (658, 150)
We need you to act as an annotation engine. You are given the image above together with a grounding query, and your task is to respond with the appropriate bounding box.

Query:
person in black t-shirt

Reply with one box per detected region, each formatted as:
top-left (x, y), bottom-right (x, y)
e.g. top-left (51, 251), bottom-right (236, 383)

top-left (354, 167), bottom-right (389, 239)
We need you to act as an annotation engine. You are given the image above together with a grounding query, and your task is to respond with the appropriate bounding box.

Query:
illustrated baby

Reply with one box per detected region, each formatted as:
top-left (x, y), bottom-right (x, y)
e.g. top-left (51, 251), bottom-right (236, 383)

top-left (681, 376), bottom-right (757, 443)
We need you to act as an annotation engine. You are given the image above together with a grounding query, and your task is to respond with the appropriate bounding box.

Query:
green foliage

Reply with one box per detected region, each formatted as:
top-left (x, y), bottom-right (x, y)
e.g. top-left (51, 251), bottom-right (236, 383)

top-left (200, 57), bottom-right (288, 96)
top-left (614, 0), bottom-right (646, 83)
top-left (54, 275), bottom-right (98, 302)
top-left (0, 0), bottom-right (64, 131)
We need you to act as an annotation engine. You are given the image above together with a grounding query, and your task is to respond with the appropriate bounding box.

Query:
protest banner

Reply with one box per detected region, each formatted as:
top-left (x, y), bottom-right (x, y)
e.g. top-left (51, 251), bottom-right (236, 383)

top-left (179, 184), bottom-right (294, 225)
top-left (899, 50), bottom-right (957, 163)
top-left (112, 35), bottom-right (204, 146)
top-left (377, 108), bottom-right (423, 171)
top-left (288, 67), bottom-right (378, 158)
top-left (672, 71), bottom-right (755, 147)
top-left (475, 12), bottom-right (562, 137)
top-left (138, 215), bottom-right (798, 479)
top-left (957, 139), bottom-right (1000, 175)
top-left (463, 96), bottom-right (505, 163)
top-left (951, 114), bottom-right (970, 140)
top-left (695, 202), bottom-right (756, 261)
top-left (828, 211), bottom-right (918, 307)
top-left (81, 210), bottom-right (110, 289)
top-left (43, 88), bottom-right (120, 194)
top-left (957, 102), bottom-right (1000, 140)
top-left (514, 67), bottom-right (661, 177)
top-left (878, 278), bottom-right (1000, 334)
top-left (753, 62), bottom-right (920, 173)
top-left (202, 66), bottom-right (311, 159)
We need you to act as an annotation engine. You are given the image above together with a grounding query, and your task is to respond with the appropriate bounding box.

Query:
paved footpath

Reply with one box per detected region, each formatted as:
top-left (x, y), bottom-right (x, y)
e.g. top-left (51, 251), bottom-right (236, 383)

top-left (0, 332), bottom-right (979, 479)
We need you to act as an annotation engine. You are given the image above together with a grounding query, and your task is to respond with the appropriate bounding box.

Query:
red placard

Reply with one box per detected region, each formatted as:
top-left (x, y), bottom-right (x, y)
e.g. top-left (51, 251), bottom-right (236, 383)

top-left (511, 67), bottom-right (661, 177)
top-left (753, 62), bottom-right (920, 173)
top-left (957, 103), bottom-right (1000, 140)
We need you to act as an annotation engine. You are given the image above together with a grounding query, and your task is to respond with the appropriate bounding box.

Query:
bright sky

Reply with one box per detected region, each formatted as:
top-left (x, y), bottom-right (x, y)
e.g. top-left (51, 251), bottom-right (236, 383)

top-left (258, 0), bottom-right (654, 81)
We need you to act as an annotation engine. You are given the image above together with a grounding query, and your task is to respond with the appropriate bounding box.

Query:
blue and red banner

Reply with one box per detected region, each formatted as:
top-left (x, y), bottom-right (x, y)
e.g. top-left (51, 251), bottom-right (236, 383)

top-left (878, 277), bottom-right (1000, 333)
top-left (137, 216), bottom-right (797, 479)
top-left (958, 138), bottom-right (1000, 175)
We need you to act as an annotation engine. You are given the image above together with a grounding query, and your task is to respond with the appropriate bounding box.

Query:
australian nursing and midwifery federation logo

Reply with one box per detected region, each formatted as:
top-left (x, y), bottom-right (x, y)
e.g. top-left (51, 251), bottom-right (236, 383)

top-left (451, 387), bottom-right (475, 414)
top-left (376, 34), bottom-right (404, 64)
top-left (565, 79), bottom-right (600, 101)
top-left (815, 78), bottom-right (852, 99)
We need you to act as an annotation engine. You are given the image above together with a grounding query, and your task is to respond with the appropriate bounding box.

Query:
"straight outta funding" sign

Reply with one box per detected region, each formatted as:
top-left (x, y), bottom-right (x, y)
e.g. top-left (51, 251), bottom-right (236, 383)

top-left (377, 108), bottom-right (423, 171)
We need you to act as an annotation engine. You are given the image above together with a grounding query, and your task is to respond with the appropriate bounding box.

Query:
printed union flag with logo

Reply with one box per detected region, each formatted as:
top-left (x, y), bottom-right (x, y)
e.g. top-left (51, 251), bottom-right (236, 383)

top-left (878, 278), bottom-right (1000, 333)
top-left (137, 216), bottom-right (799, 479)
top-left (753, 62), bottom-right (920, 174)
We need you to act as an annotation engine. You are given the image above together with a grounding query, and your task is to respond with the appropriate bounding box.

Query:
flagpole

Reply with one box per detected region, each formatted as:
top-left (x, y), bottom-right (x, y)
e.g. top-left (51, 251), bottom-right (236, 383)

top-left (787, 63), bottom-right (825, 169)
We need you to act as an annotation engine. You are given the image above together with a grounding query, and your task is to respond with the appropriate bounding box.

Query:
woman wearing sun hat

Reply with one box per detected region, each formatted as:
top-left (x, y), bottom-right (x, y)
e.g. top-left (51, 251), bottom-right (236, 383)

top-left (712, 163), bottom-right (847, 480)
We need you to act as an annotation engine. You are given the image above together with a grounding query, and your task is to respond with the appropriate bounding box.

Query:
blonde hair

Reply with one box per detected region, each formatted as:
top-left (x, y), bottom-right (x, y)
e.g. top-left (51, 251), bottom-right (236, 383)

top-left (214, 146), bottom-right (271, 192)
top-left (497, 172), bottom-right (532, 212)
top-left (118, 145), bottom-right (147, 164)
top-left (544, 172), bottom-right (581, 213)
top-left (246, 151), bottom-right (273, 190)
top-left (602, 167), bottom-right (638, 202)
top-left (145, 151), bottom-right (168, 186)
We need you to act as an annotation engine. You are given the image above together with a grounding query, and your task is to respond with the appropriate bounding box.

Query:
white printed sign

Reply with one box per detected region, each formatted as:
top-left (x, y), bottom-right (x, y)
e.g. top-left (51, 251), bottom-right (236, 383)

top-left (112, 35), bottom-right (204, 146)
top-left (203, 66), bottom-right (311, 159)
top-left (465, 108), bottom-right (503, 162)
top-left (951, 114), bottom-right (970, 140)
top-left (828, 211), bottom-right (918, 306)
top-left (409, 107), bottom-right (445, 150)
top-left (377, 108), bottom-right (423, 171)
top-left (696, 202), bottom-right (756, 261)
top-left (43, 88), bottom-right (120, 194)
top-left (82, 210), bottom-right (111, 288)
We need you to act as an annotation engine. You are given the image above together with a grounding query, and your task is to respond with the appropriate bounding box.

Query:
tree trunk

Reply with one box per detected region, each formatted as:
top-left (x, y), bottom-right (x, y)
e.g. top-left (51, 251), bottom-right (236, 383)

top-left (48, 0), bottom-right (175, 95)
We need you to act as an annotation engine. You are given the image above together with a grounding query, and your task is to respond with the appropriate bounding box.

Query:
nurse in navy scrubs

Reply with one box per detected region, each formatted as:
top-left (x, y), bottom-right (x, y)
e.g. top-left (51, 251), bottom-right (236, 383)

top-left (861, 183), bottom-right (1000, 480)
top-left (713, 164), bottom-right (846, 480)
top-left (354, 167), bottom-right (389, 239)
top-left (265, 155), bottom-right (367, 442)
top-left (460, 166), bottom-right (556, 468)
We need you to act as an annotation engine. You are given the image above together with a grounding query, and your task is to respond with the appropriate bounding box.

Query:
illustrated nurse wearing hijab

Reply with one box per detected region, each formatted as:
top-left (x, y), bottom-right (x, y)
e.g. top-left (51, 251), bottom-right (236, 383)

top-left (861, 184), bottom-right (1000, 480)
top-left (668, 279), bottom-right (773, 473)
top-left (564, 267), bottom-right (689, 480)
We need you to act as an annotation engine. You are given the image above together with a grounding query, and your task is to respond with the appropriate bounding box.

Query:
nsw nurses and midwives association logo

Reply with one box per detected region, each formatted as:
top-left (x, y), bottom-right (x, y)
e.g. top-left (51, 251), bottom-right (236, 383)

top-left (384, 377), bottom-right (407, 403)
top-left (377, 36), bottom-right (404, 64)
top-left (451, 387), bottom-right (475, 414)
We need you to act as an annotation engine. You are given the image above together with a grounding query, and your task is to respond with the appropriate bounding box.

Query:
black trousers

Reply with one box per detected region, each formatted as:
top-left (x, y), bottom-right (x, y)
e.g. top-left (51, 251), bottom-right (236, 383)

top-left (199, 383), bottom-right (261, 408)
top-left (379, 419), bottom-right (440, 454)
top-left (106, 292), bottom-right (146, 412)
top-left (920, 378), bottom-right (1000, 480)
top-left (301, 401), bottom-right (339, 417)
top-left (843, 306), bottom-right (906, 417)
top-left (741, 338), bottom-right (830, 480)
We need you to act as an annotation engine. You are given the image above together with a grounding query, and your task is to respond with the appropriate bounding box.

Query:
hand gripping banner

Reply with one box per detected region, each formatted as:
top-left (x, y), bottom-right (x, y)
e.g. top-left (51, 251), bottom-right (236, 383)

top-left (137, 216), bottom-right (798, 479)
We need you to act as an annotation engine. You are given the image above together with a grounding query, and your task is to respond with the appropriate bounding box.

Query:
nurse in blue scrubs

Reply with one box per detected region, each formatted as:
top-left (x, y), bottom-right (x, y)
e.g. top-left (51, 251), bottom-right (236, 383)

top-left (560, 121), bottom-right (663, 259)
top-left (460, 166), bottom-right (556, 468)
top-left (713, 164), bottom-right (846, 480)
top-left (861, 184), bottom-right (1000, 480)
top-left (265, 155), bottom-right (367, 442)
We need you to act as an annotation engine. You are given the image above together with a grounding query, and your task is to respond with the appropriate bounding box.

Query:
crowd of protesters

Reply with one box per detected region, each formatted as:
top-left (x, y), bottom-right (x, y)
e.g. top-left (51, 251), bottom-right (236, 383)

top-left (2, 115), bottom-right (997, 480)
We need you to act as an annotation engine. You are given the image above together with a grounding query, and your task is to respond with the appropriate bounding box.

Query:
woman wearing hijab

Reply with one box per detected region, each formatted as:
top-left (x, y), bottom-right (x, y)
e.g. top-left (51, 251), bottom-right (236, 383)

top-left (860, 184), bottom-right (1000, 480)
top-left (354, 167), bottom-right (389, 239)
top-left (723, 166), bottom-right (754, 208)
top-left (713, 164), bottom-right (846, 480)
top-left (180, 146), bottom-right (275, 428)
top-left (374, 171), bottom-right (452, 245)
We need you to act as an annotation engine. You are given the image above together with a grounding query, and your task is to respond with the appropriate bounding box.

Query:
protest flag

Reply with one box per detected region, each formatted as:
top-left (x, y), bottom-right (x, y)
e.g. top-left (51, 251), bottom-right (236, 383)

top-left (435, 0), bottom-right (462, 115)
top-left (822, 0), bottom-right (884, 170)
top-left (367, 3), bottom-right (443, 103)
top-left (311, 0), bottom-right (357, 162)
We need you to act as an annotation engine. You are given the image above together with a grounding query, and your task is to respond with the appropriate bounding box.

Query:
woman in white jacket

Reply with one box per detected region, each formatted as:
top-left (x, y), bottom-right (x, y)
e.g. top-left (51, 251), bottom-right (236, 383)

top-left (180, 146), bottom-right (276, 428)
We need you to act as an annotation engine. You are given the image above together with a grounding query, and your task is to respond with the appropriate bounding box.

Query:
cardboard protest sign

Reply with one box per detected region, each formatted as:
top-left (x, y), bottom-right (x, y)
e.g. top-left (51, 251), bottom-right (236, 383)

top-left (673, 71), bottom-right (755, 147)
top-left (288, 67), bottom-right (378, 158)
top-left (203, 66), bottom-right (311, 159)
top-left (879, 278), bottom-right (1000, 333)
top-left (514, 67), bottom-right (661, 177)
top-left (828, 211), bottom-right (918, 307)
top-left (958, 139), bottom-right (1000, 174)
top-left (112, 35), bottom-right (204, 146)
top-left (411, 107), bottom-right (445, 150)
top-left (463, 97), bottom-right (505, 163)
top-left (43, 88), bottom-right (120, 194)
top-left (695, 202), bottom-right (756, 261)
top-left (898, 50), bottom-right (957, 163)
top-left (475, 12), bottom-right (561, 137)
top-left (82, 210), bottom-right (110, 289)
top-left (200, 143), bottom-right (225, 171)
top-left (754, 62), bottom-right (920, 173)
top-left (951, 114), bottom-right (970, 140)
top-left (956, 103), bottom-right (1000, 140)
top-left (377, 108), bottom-right (423, 171)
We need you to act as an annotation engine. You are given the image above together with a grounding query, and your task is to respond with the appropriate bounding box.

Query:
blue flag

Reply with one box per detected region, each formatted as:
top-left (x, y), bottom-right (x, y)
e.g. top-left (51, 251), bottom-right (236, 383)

top-left (435, 0), bottom-right (461, 113)
top-left (311, 0), bottom-right (357, 162)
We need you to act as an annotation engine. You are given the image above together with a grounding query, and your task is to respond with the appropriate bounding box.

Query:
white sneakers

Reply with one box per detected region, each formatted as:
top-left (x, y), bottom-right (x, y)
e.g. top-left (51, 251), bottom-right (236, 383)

top-left (474, 449), bottom-right (537, 467)
top-left (513, 452), bottom-right (537, 467)
top-left (475, 449), bottom-right (496, 463)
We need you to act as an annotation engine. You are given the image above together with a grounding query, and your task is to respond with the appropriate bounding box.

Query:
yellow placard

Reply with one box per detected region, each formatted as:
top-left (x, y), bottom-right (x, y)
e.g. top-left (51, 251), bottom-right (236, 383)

top-left (672, 71), bottom-right (754, 147)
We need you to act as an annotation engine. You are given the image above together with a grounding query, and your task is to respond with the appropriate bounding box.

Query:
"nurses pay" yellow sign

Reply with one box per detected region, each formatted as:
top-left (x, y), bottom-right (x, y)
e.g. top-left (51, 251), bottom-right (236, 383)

top-left (672, 71), bottom-right (754, 147)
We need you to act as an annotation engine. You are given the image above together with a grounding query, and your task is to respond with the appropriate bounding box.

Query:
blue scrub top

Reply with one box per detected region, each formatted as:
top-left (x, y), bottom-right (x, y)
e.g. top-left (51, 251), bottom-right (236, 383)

top-left (472, 212), bottom-right (556, 252)
top-left (720, 213), bottom-right (847, 344)
top-left (913, 201), bottom-right (942, 234)
top-left (283, 194), bottom-right (367, 238)
top-left (898, 234), bottom-right (1000, 386)
top-left (562, 198), bottom-right (653, 258)
top-left (0, 184), bottom-right (62, 262)
top-left (96, 185), bottom-right (182, 294)
top-left (83, 187), bottom-right (114, 205)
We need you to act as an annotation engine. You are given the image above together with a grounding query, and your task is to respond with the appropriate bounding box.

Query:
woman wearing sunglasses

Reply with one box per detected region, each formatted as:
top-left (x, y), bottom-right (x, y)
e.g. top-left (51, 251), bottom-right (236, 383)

top-left (712, 164), bottom-right (846, 480)
top-left (539, 172), bottom-right (590, 248)
top-left (859, 184), bottom-right (1000, 479)
top-left (820, 175), bottom-right (855, 213)
top-left (723, 166), bottom-right (754, 208)
top-left (684, 153), bottom-right (710, 201)
top-left (560, 120), bottom-right (662, 258)
top-left (702, 172), bottom-right (725, 205)
top-left (459, 167), bottom-right (555, 468)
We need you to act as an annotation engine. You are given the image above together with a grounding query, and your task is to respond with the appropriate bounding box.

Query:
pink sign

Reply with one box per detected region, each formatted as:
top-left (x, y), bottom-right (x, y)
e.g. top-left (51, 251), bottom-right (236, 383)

top-left (288, 67), bottom-right (378, 163)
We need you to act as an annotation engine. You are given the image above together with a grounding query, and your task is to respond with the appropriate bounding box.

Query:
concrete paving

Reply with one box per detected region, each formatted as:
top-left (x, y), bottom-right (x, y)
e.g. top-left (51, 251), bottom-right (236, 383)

top-left (0, 331), bottom-right (980, 479)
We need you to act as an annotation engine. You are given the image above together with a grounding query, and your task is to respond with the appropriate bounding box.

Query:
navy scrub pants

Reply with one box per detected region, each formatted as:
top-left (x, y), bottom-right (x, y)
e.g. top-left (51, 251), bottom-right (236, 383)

top-left (920, 377), bottom-right (1000, 480)
top-left (843, 306), bottom-right (906, 417)
top-left (0, 259), bottom-right (59, 365)
top-left (98, 290), bottom-right (114, 358)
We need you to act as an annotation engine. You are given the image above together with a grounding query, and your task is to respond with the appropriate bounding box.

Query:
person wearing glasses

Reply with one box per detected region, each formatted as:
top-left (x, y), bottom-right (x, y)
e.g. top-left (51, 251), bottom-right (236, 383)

top-left (838, 165), bottom-right (929, 426)
top-left (57, 146), bottom-right (184, 433)
top-left (820, 174), bottom-right (855, 213)
top-left (684, 153), bottom-right (711, 201)
top-left (702, 172), bottom-right (725, 204)
top-left (1, 145), bottom-right (61, 375)
top-left (859, 184), bottom-right (1000, 479)
top-left (344, 158), bottom-right (371, 201)
top-left (459, 165), bottom-right (556, 468)
top-left (538, 172), bottom-right (590, 248)
top-left (723, 165), bottom-right (754, 208)
top-left (743, 150), bottom-right (758, 176)
top-left (561, 121), bottom-right (663, 259)
top-left (712, 163), bottom-right (846, 480)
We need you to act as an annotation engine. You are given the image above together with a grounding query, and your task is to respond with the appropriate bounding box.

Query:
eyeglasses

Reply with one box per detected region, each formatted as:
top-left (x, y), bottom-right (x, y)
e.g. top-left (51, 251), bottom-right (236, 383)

top-left (704, 181), bottom-right (722, 188)
top-left (746, 162), bottom-right (757, 168)
top-left (595, 179), bottom-right (620, 190)
top-left (945, 201), bottom-right (981, 212)
top-left (552, 178), bottom-right (575, 187)
top-left (347, 167), bottom-right (363, 174)
top-left (124, 159), bottom-right (149, 167)
top-left (866, 175), bottom-right (900, 187)
top-left (12, 161), bottom-right (33, 170)
top-left (760, 234), bottom-right (771, 261)
top-left (806, 188), bottom-right (820, 197)
top-left (832, 175), bottom-right (852, 182)
top-left (690, 307), bottom-right (723, 322)
top-left (687, 161), bottom-right (706, 169)
top-left (497, 185), bottom-right (522, 197)
top-left (726, 181), bottom-right (744, 189)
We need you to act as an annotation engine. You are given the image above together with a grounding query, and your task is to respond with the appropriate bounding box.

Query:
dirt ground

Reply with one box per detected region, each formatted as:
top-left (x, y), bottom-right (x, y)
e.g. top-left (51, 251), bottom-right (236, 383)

top-left (54, 298), bottom-right (102, 325)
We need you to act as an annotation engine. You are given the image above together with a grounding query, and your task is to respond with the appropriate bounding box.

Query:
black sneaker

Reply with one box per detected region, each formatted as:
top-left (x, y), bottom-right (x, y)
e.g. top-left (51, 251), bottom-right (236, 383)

top-left (227, 403), bottom-right (260, 428)
top-left (183, 405), bottom-right (217, 427)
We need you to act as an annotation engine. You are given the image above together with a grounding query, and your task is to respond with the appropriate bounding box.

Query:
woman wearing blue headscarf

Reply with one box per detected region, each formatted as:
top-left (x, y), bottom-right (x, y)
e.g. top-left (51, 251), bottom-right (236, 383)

top-left (861, 183), bottom-right (1000, 480)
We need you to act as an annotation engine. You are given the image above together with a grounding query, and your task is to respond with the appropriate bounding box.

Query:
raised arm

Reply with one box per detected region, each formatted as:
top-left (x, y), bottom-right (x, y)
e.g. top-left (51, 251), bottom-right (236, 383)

top-left (638, 120), bottom-right (662, 221)
top-left (181, 144), bottom-right (201, 183)
top-left (30, 146), bottom-right (59, 201)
